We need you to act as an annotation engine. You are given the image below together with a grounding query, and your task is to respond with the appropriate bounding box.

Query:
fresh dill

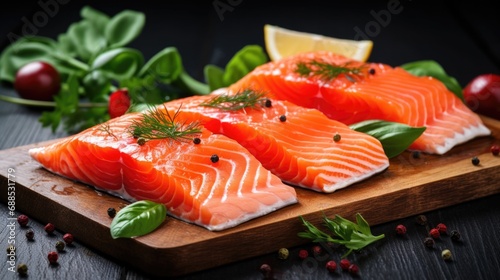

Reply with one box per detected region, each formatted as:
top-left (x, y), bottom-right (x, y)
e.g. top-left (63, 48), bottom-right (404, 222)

top-left (130, 105), bottom-right (202, 142)
top-left (199, 89), bottom-right (269, 111)
top-left (98, 123), bottom-right (118, 140)
top-left (295, 60), bottom-right (366, 81)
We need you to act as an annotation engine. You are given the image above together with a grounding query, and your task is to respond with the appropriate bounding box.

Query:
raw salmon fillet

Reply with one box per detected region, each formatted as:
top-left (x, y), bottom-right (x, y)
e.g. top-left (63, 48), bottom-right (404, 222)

top-left (160, 92), bottom-right (389, 193)
top-left (29, 113), bottom-right (297, 231)
top-left (228, 51), bottom-right (491, 154)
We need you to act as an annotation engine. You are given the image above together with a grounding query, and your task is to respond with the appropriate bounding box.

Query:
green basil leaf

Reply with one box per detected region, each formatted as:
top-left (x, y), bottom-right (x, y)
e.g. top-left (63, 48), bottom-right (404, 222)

top-left (222, 45), bottom-right (268, 86)
top-left (0, 37), bottom-right (57, 82)
top-left (82, 70), bottom-right (112, 100)
top-left (110, 200), bottom-right (167, 239)
top-left (105, 10), bottom-right (145, 48)
top-left (400, 60), bottom-right (464, 101)
top-left (91, 48), bottom-right (144, 81)
top-left (57, 33), bottom-right (79, 57)
top-left (350, 120), bottom-right (426, 158)
top-left (81, 5), bottom-right (110, 31)
top-left (139, 47), bottom-right (183, 82)
top-left (204, 64), bottom-right (225, 91)
top-left (66, 20), bottom-right (107, 62)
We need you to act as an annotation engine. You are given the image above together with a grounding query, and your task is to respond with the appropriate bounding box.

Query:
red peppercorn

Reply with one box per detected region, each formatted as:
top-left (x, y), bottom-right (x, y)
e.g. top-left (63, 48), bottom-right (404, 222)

top-left (47, 251), bottom-right (58, 265)
top-left (17, 214), bottom-right (29, 227)
top-left (108, 89), bottom-right (131, 118)
top-left (348, 264), bottom-right (359, 276)
top-left (326, 260), bottom-right (337, 272)
top-left (259, 263), bottom-right (272, 278)
top-left (298, 249), bottom-right (309, 260)
top-left (436, 223), bottom-right (447, 235)
top-left (312, 245), bottom-right (322, 255)
top-left (429, 228), bottom-right (440, 239)
top-left (340, 259), bottom-right (351, 271)
top-left (63, 233), bottom-right (74, 245)
top-left (395, 224), bottom-right (407, 235)
top-left (44, 223), bottom-right (55, 234)
top-left (491, 145), bottom-right (500, 156)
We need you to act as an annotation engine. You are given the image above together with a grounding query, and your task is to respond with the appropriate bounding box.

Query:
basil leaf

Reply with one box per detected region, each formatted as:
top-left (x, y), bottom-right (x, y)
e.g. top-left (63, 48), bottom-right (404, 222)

top-left (81, 6), bottom-right (110, 31)
top-left (222, 45), bottom-right (268, 86)
top-left (105, 10), bottom-right (145, 48)
top-left (204, 64), bottom-right (225, 91)
top-left (91, 48), bottom-right (144, 81)
top-left (139, 47), bottom-right (183, 82)
top-left (400, 60), bottom-right (464, 101)
top-left (110, 200), bottom-right (167, 239)
top-left (350, 120), bottom-right (426, 158)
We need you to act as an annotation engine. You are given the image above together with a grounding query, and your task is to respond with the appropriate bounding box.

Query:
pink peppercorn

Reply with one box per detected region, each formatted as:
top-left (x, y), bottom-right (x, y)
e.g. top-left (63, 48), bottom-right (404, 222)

top-left (312, 245), bottom-right (322, 255)
top-left (326, 260), bottom-right (337, 272)
top-left (63, 233), bottom-right (74, 245)
top-left (44, 223), bottom-right (55, 234)
top-left (47, 251), bottom-right (58, 265)
top-left (396, 224), bottom-right (407, 235)
top-left (348, 264), bottom-right (359, 275)
top-left (17, 215), bottom-right (29, 227)
top-left (491, 145), bottom-right (500, 156)
top-left (340, 259), bottom-right (351, 271)
top-left (436, 223), bottom-right (447, 235)
top-left (430, 228), bottom-right (440, 239)
top-left (298, 249), bottom-right (309, 260)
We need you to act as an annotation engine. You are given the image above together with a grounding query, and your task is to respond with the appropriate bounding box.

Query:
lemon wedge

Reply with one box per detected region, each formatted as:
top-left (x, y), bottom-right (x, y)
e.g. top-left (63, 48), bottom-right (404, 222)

top-left (264, 24), bottom-right (373, 62)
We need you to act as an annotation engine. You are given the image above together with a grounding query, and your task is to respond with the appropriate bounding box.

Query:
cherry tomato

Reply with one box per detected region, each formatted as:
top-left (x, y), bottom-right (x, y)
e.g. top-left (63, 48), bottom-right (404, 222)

top-left (108, 89), bottom-right (131, 118)
top-left (14, 61), bottom-right (61, 101)
top-left (463, 74), bottom-right (500, 120)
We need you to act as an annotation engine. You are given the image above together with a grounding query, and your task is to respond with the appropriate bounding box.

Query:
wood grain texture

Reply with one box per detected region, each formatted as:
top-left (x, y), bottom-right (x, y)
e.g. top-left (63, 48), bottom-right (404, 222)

top-left (1, 116), bottom-right (500, 277)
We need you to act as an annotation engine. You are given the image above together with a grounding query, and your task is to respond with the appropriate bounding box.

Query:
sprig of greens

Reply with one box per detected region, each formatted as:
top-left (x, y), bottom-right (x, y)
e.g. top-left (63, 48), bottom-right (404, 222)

top-left (349, 120), bottom-right (426, 158)
top-left (298, 213), bottom-right (384, 258)
top-left (295, 60), bottom-right (365, 82)
top-left (110, 200), bottom-right (167, 239)
top-left (199, 89), bottom-right (268, 111)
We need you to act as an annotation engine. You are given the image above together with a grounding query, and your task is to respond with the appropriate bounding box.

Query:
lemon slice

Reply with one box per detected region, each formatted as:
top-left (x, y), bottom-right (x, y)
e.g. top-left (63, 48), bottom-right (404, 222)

top-left (264, 24), bottom-right (373, 62)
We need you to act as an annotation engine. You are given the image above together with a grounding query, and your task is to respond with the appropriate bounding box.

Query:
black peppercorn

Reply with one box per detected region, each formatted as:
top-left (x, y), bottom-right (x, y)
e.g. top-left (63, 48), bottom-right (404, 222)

top-left (107, 207), bottom-right (116, 218)
top-left (333, 133), bottom-right (341, 142)
top-left (193, 137), bottom-right (201, 144)
top-left (415, 214), bottom-right (428, 225)
top-left (137, 137), bottom-right (147, 146)
top-left (369, 68), bottom-right (376, 75)
top-left (17, 263), bottom-right (28, 276)
top-left (210, 154), bottom-right (219, 163)
top-left (55, 241), bottom-right (65, 252)
top-left (264, 99), bottom-right (272, 108)
top-left (471, 156), bottom-right (480, 166)
top-left (279, 115), bottom-right (286, 122)
top-left (26, 229), bottom-right (35, 241)
top-left (450, 230), bottom-right (461, 241)
top-left (423, 237), bottom-right (435, 248)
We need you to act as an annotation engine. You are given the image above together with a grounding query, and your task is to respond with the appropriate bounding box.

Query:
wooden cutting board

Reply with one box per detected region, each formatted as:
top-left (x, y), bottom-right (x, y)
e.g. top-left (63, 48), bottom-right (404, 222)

top-left (1, 116), bottom-right (500, 277)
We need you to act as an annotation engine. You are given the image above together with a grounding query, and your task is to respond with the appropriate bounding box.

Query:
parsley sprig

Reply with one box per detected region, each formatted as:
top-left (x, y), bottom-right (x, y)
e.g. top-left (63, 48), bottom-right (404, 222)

top-left (298, 213), bottom-right (385, 258)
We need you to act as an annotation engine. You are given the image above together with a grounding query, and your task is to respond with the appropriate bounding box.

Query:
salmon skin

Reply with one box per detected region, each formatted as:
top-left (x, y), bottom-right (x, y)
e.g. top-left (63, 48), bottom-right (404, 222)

top-left (228, 51), bottom-right (491, 154)
top-left (160, 92), bottom-right (390, 193)
top-left (29, 113), bottom-right (297, 231)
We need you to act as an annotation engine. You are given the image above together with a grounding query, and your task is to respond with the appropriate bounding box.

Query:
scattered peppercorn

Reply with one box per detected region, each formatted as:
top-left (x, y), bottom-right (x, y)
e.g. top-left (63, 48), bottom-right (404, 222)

top-left (279, 115), bottom-right (286, 122)
top-left (55, 241), bottom-right (65, 252)
top-left (429, 228), bottom-right (440, 239)
top-left (441, 249), bottom-right (452, 261)
top-left (17, 263), bottom-right (28, 276)
top-left (259, 263), bottom-right (272, 278)
top-left (264, 99), bottom-right (272, 108)
top-left (193, 137), bottom-right (201, 144)
top-left (26, 229), bottom-right (35, 241)
top-left (415, 214), bottom-right (428, 225)
top-left (107, 207), bottom-right (117, 218)
top-left (369, 68), bottom-right (376, 75)
top-left (63, 233), bottom-right (74, 245)
top-left (17, 214), bottom-right (29, 227)
top-left (298, 249), bottom-right (308, 260)
top-left (491, 145), bottom-right (500, 156)
top-left (423, 237), bottom-right (435, 248)
top-left (7, 245), bottom-right (15, 254)
top-left (395, 224), bottom-right (407, 236)
top-left (44, 223), bottom-right (55, 234)
top-left (340, 259), bottom-right (351, 271)
top-left (326, 260), bottom-right (337, 272)
top-left (137, 137), bottom-right (147, 146)
top-left (450, 230), bottom-right (461, 242)
top-left (412, 151), bottom-right (421, 159)
top-left (436, 223), bottom-right (447, 235)
top-left (333, 133), bottom-right (341, 142)
top-left (278, 248), bottom-right (289, 260)
top-left (312, 245), bottom-right (322, 255)
top-left (348, 263), bottom-right (359, 276)
top-left (47, 251), bottom-right (58, 265)
top-left (471, 156), bottom-right (480, 166)
top-left (210, 154), bottom-right (220, 163)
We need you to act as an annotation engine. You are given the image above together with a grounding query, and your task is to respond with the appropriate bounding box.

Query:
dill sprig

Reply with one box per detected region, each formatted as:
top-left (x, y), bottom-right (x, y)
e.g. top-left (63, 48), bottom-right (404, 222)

top-left (97, 123), bottom-right (118, 140)
top-left (295, 60), bottom-right (366, 82)
top-left (199, 89), bottom-right (269, 111)
top-left (130, 105), bottom-right (202, 142)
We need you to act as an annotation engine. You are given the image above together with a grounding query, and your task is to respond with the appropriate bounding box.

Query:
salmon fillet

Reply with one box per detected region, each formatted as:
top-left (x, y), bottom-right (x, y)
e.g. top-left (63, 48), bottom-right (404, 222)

top-left (228, 51), bottom-right (491, 154)
top-left (160, 92), bottom-right (389, 193)
top-left (29, 113), bottom-right (297, 231)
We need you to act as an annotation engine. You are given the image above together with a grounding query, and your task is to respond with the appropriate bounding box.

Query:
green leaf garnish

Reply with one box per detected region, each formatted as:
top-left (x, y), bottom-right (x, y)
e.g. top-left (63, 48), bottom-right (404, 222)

top-left (295, 60), bottom-right (366, 81)
top-left (349, 120), bottom-right (426, 158)
top-left (130, 105), bottom-right (202, 142)
top-left (110, 200), bottom-right (167, 239)
top-left (298, 213), bottom-right (384, 258)
top-left (400, 60), bottom-right (464, 101)
top-left (199, 89), bottom-right (268, 111)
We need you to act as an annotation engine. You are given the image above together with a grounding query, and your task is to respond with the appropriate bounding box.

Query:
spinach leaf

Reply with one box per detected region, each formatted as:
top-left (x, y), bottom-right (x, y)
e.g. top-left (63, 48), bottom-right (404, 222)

top-left (110, 200), bottom-right (167, 239)
top-left (350, 120), bottom-right (426, 158)
top-left (400, 60), bottom-right (464, 101)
